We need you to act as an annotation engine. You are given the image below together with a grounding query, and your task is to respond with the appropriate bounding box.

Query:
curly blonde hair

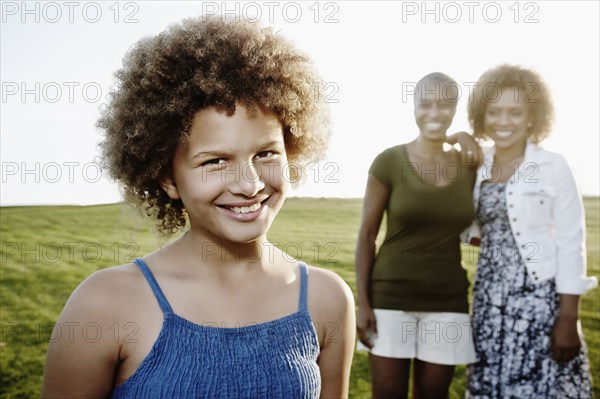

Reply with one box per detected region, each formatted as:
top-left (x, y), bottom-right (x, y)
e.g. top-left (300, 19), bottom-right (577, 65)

top-left (98, 16), bottom-right (330, 234)
top-left (468, 64), bottom-right (554, 143)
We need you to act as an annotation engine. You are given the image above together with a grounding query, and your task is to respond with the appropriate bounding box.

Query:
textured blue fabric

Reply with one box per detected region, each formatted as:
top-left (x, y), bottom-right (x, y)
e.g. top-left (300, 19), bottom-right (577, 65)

top-left (111, 258), bottom-right (321, 398)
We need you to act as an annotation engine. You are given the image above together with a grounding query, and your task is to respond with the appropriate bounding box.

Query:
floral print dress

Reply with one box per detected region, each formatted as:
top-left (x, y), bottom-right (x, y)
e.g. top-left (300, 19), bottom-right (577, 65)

top-left (467, 183), bottom-right (592, 399)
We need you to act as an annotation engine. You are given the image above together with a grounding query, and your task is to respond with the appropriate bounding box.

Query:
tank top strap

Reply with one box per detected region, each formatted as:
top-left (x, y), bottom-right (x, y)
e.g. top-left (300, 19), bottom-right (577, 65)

top-left (298, 262), bottom-right (309, 312)
top-left (133, 258), bottom-right (174, 315)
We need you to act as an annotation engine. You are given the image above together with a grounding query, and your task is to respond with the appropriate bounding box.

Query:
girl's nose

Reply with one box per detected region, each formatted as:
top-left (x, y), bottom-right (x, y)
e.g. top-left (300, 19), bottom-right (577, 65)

top-left (229, 161), bottom-right (265, 197)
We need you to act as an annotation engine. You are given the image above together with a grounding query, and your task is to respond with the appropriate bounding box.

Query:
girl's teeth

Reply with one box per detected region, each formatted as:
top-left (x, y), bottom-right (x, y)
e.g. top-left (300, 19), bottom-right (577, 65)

top-left (496, 131), bottom-right (512, 138)
top-left (425, 123), bottom-right (442, 130)
top-left (230, 203), bottom-right (261, 214)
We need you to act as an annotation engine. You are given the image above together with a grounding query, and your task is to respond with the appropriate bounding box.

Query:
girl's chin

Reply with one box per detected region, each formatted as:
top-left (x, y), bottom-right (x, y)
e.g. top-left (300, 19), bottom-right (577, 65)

top-left (422, 132), bottom-right (447, 142)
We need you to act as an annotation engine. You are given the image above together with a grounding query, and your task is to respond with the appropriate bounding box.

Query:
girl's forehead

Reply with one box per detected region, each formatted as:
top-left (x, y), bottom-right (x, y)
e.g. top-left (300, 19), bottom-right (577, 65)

top-left (183, 105), bottom-right (283, 148)
top-left (485, 87), bottom-right (529, 107)
top-left (414, 81), bottom-right (459, 104)
top-left (190, 104), bottom-right (281, 126)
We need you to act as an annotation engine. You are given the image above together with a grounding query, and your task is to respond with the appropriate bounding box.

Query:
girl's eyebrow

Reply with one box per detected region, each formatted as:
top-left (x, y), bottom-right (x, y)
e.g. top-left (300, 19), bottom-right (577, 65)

top-left (191, 148), bottom-right (233, 159)
top-left (191, 140), bottom-right (284, 159)
top-left (487, 105), bottom-right (522, 109)
top-left (255, 140), bottom-right (284, 150)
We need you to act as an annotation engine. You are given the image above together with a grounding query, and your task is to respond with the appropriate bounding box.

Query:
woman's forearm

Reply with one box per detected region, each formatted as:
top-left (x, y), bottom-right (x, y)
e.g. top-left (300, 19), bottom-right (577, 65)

top-left (557, 294), bottom-right (580, 320)
top-left (355, 231), bottom-right (376, 307)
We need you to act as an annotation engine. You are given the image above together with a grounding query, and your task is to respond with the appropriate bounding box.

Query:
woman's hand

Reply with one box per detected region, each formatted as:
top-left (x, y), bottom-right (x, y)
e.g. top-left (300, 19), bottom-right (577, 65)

top-left (356, 305), bottom-right (377, 349)
top-left (550, 315), bottom-right (581, 362)
top-left (550, 294), bottom-right (583, 363)
top-left (446, 131), bottom-right (482, 166)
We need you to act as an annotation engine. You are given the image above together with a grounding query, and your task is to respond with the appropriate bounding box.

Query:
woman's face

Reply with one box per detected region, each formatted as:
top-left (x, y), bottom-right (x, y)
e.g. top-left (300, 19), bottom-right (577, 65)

top-left (483, 87), bottom-right (531, 150)
top-left (161, 103), bottom-right (289, 243)
top-left (414, 82), bottom-right (457, 142)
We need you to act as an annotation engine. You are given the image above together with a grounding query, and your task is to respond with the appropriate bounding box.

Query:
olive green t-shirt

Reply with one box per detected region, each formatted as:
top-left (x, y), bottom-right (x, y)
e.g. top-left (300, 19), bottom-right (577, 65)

top-left (369, 144), bottom-right (474, 313)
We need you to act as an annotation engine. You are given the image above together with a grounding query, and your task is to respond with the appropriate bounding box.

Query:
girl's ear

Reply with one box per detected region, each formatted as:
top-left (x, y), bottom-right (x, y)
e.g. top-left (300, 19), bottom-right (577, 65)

top-left (160, 173), bottom-right (181, 200)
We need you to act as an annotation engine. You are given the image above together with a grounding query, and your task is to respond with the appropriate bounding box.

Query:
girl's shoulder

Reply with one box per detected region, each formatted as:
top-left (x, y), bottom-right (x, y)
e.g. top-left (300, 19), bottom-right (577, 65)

top-left (305, 265), bottom-right (352, 297)
top-left (61, 262), bottom-right (149, 321)
top-left (78, 262), bottom-right (145, 295)
top-left (303, 264), bottom-right (355, 349)
top-left (305, 265), bottom-right (354, 320)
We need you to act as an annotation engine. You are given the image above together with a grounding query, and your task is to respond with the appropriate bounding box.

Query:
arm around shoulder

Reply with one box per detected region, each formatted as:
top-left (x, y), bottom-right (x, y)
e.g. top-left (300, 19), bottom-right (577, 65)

top-left (446, 131), bottom-right (483, 166)
top-left (308, 267), bottom-right (356, 399)
top-left (42, 266), bottom-right (133, 399)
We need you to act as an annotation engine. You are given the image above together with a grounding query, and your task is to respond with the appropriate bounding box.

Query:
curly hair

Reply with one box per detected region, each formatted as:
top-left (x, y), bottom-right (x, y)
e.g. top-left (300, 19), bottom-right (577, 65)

top-left (468, 64), bottom-right (554, 143)
top-left (98, 16), bottom-right (330, 235)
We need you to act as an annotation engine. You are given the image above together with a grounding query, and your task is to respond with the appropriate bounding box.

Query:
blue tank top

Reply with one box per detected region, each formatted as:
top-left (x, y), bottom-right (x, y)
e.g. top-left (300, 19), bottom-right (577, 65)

top-left (111, 258), bottom-right (321, 398)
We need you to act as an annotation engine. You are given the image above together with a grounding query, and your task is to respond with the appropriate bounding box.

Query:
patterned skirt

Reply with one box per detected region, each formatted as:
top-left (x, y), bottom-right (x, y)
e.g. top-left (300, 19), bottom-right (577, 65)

top-left (466, 183), bottom-right (592, 399)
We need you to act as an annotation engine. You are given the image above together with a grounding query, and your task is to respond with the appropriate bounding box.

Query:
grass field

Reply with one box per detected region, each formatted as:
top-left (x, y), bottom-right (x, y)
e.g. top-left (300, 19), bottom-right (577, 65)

top-left (1, 197), bottom-right (598, 398)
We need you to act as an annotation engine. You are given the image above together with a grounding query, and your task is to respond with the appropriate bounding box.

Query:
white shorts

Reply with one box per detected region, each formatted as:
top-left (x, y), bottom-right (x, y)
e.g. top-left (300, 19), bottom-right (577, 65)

top-left (357, 309), bottom-right (477, 365)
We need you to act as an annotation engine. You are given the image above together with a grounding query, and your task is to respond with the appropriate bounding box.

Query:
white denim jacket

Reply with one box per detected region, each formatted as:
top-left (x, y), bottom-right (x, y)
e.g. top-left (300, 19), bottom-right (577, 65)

top-left (462, 141), bottom-right (598, 295)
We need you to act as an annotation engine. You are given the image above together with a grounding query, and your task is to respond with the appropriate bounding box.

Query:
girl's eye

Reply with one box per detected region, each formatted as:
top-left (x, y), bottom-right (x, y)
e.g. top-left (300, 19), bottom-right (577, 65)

top-left (201, 158), bottom-right (226, 167)
top-left (255, 151), bottom-right (275, 159)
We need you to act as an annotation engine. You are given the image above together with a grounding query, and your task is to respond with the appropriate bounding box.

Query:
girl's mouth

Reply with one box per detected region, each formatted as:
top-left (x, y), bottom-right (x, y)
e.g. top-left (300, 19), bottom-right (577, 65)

top-left (495, 131), bottom-right (513, 138)
top-left (224, 203), bottom-right (261, 214)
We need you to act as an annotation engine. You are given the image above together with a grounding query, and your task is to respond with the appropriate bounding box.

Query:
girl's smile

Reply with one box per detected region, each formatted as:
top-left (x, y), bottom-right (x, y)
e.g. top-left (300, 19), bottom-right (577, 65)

top-left (160, 103), bottom-right (288, 243)
top-left (216, 197), bottom-right (269, 222)
top-left (484, 88), bottom-right (530, 150)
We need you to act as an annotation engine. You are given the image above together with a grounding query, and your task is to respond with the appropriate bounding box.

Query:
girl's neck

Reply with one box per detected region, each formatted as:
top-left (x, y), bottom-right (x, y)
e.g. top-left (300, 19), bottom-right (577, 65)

top-left (494, 140), bottom-right (527, 164)
top-left (412, 136), bottom-right (445, 158)
top-left (177, 229), bottom-right (270, 272)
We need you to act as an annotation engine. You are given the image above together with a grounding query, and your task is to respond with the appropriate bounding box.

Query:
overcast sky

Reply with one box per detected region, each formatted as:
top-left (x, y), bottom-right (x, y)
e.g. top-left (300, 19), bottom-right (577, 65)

top-left (1, 1), bottom-right (599, 205)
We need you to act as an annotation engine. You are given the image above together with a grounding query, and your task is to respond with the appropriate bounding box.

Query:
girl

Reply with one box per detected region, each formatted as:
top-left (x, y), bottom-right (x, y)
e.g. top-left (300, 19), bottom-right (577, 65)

top-left (465, 64), bottom-right (597, 398)
top-left (41, 16), bottom-right (355, 398)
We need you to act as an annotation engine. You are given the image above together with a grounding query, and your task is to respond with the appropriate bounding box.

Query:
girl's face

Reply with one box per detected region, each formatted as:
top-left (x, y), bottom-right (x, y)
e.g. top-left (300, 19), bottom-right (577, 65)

top-left (161, 103), bottom-right (288, 243)
top-left (483, 87), bottom-right (531, 150)
top-left (414, 84), bottom-right (457, 142)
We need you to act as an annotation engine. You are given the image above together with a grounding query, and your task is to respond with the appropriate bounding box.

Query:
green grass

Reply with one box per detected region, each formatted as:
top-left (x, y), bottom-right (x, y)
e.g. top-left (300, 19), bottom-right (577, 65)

top-left (1, 197), bottom-right (599, 398)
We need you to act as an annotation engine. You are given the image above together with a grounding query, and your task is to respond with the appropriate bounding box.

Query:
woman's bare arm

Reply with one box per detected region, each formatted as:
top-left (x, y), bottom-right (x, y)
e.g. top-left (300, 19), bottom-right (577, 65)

top-left (355, 175), bottom-right (389, 348)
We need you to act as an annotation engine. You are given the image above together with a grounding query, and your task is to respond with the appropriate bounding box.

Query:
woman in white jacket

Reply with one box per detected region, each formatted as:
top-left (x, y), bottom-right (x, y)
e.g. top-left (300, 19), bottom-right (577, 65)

top-left (464, 64), bottom-right (597, 399)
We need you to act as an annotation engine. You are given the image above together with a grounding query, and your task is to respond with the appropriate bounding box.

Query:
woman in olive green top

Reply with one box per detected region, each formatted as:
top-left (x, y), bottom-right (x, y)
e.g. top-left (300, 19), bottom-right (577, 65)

top-left (356, 72), bottom-right (480, 398)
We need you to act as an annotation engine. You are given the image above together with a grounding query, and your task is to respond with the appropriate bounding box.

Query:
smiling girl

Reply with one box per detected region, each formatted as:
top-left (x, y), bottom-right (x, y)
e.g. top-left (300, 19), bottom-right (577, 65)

top-left (41, 16), bottom-right (355, 399)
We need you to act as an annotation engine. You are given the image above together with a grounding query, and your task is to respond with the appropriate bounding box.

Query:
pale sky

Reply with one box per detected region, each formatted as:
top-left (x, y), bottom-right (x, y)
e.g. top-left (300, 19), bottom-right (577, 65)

top-left (1, 1), bottom-right (599, 206)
